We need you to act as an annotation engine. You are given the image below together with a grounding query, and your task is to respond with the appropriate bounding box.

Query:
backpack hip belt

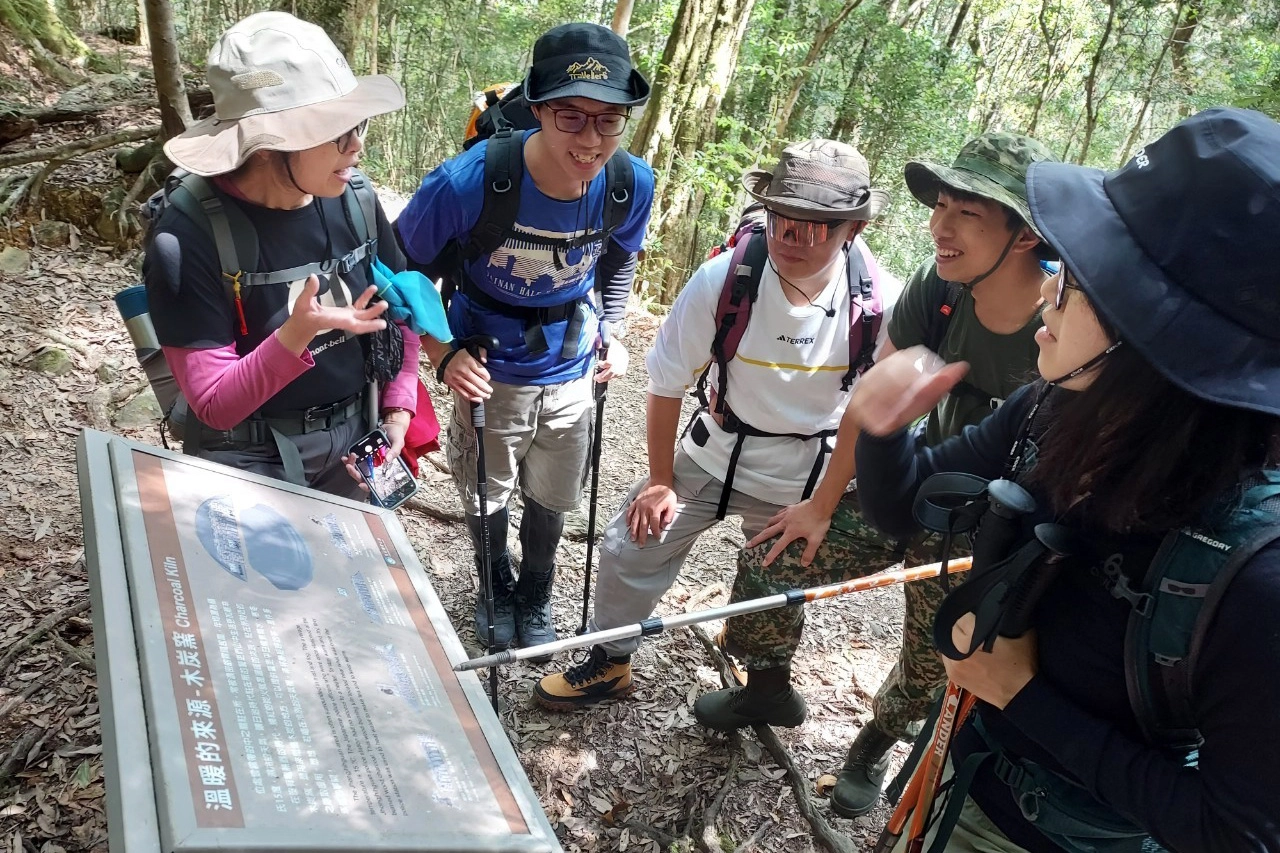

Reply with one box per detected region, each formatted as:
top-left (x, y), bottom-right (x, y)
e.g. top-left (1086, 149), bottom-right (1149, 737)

top-left (457, 275), bottom-right (587, 360)
top-left (696, 403), bottom-right (837, 521)
top-left (184, 390), bottom-right (366, 485)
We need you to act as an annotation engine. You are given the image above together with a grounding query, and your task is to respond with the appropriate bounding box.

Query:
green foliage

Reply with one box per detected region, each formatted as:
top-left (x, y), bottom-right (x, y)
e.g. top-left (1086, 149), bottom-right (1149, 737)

top-left (148, 0), bottom-right (1280, 300)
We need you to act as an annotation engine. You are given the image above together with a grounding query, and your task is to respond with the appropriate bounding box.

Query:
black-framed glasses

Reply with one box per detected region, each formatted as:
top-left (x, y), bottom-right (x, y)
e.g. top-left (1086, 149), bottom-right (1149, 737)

top-left (1054, 267), bottom-right (1085, 310)
top-left (334, 119), bottom-right (370, 154)
top-left (544, 107), bottom-right (630, 137)
top-left (765, 209), bottom-right (845, 246)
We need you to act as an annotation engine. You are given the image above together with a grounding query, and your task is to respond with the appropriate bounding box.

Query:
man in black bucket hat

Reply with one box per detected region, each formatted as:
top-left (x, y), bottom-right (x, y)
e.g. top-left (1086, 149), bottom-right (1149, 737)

top-left (846, 106), bottom-right (1280, 852)
top-left (398, 23), bottom-right (653, 657)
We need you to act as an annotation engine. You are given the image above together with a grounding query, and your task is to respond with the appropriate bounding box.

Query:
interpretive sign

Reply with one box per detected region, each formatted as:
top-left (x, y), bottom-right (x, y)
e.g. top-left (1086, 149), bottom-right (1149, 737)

top-left (78, 430), bottom-right (560, 853)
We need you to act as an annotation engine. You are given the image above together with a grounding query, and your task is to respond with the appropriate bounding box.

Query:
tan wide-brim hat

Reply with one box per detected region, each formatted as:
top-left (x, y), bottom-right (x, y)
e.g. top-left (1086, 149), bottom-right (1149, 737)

top-left (743, 139), bottom-right (889, 221)
top-left (164, 11), bottom-right (405, 177)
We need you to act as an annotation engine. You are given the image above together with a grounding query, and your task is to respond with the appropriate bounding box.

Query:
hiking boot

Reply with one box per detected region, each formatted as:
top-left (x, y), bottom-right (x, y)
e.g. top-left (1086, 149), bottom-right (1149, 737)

top-left (473, 589), bottom-right (516, 651)
top-left (533, 646), bottom-right (635, 710)
top-left (467, 510), bottom-right (516, 650)
top-left (693, 665), bottom-right (807, 731)
top-left (514, 568), bottom-right (557, 661)
top-left (830, 724), bottom-right (897, 818)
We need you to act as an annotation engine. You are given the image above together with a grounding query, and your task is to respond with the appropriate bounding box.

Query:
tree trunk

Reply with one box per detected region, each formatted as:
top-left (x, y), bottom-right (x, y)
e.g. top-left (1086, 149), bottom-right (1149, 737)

top-left (771, 0), bottom-right (866, 143)
top-left (1168, 0), bottom-right (1202, 117)
top-left (612, 0), bottom-right (636, 36)
top-left (144, 0), bottom-right (193, 140)
top-left (829, 34), bottom-right (871, 143)
top-left (944, 0), bottom-right (970, 51)
top-left (1077, 0), bottom-right (1117, 164)
top-left (135, 0), bottom-right (150, 50)
top-left (628, 0), bottom-right (757, 303)
top-left (1119, 0), bottom-right (1182, 162)
top-left (0, 0), bottom-right (88, 61)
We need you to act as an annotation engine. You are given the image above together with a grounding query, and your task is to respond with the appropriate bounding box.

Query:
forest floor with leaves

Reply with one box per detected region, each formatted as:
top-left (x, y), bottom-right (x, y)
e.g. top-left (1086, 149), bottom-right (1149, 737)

top-left (0, 40), bottom-right (917, 852)
top-left (0, 237), bottom-right (915, 853)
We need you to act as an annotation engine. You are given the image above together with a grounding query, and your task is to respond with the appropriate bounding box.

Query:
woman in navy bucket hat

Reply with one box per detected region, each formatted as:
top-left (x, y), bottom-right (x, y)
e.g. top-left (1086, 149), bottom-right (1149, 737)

top-left (845, 107), bottom-right (1280, 851)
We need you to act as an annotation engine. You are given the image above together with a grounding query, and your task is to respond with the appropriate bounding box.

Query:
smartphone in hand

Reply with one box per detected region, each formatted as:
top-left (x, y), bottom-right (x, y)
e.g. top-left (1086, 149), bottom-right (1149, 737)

top-left (348, 429), bottom-right (419, 510)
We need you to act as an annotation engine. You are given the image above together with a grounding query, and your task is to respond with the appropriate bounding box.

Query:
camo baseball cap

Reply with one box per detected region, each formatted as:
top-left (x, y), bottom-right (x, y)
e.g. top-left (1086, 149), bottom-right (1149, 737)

top-left (904, 132), bottom-right (1057, 232)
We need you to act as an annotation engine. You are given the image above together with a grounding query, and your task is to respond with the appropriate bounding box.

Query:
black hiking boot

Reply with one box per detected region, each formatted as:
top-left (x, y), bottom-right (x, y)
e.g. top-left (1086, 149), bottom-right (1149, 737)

top-left (514, 567), bottom-right (557, 660)
top-left (830, 724), bottom-right (897, 818)
top-left (693, 665), bottom-right (807, 731)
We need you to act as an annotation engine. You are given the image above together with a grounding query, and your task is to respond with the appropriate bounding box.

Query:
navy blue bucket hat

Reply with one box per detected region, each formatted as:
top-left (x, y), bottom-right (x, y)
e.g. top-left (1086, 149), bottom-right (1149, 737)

top-left (1027, 107), bottom-right (1280, 416)
top-left (524, 23), bottom-right (651, 107)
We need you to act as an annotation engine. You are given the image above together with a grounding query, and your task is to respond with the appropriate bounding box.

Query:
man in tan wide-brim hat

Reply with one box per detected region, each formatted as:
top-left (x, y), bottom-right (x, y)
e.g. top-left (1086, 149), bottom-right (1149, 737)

top-left (166, 11), bottom-right (404, 176)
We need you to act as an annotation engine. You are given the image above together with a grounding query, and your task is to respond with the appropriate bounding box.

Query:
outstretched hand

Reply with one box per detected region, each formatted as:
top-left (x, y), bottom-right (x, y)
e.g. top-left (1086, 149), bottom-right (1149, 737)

top-left (850, 346), bottom-right (971, 436)
top-left (745, 499), bottom-right (833, 567)
top-left (278, 275), bottom-right (388, 355)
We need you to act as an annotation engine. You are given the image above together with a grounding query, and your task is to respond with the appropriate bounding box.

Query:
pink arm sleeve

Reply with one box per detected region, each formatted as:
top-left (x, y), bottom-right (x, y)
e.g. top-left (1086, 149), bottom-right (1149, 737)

top-left (165, 333), bottom-right (313, 430)
top-left (379, 320), bottom-right (420, 413)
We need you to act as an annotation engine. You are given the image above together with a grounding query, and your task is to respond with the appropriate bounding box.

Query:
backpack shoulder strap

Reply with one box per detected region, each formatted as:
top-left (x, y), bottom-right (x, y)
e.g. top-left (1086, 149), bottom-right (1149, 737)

top-left (342, 167), bottom-right (378, 247)
top-left (696, 225), bottom-right (766, 414)
top-left (1123, 471), bottom-right (1280, 750)
top-left (163, 172), bottom-right (255, 283)
top-left (840, 239), bottom-right (879, 391)
top-left (463, 129), bottom-right (524, 262)
top-left (602, 151), bottom-right (634, 238)
top-left (925, 276), bottom-right (965, 353)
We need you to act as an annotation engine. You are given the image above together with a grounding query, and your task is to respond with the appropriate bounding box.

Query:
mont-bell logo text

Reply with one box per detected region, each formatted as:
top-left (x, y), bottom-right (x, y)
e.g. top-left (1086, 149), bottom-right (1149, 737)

top-left (567, 57), bottom-right (610, 80)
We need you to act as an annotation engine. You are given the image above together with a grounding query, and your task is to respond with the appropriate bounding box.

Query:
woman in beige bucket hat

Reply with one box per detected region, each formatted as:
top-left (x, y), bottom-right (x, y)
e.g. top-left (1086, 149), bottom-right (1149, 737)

top-left (143, 11), bottom-right (421, 498)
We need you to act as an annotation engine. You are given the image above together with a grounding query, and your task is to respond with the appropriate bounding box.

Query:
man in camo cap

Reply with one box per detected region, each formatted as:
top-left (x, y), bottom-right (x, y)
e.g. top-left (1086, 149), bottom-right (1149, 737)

top-left (695, 132), bottom-right (1059, 819)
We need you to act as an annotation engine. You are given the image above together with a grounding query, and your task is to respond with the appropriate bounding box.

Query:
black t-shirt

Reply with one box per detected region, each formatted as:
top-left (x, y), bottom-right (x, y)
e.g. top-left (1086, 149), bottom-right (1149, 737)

top-left (143, 185), bottom-right (404, 416)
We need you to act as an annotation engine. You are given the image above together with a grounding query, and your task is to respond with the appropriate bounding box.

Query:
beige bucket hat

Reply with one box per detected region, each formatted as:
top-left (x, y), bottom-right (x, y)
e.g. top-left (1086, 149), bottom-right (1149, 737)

top-left (743, 139), bottom-right (889, 221)
top-left (164, 11), bottom-right (405, 176)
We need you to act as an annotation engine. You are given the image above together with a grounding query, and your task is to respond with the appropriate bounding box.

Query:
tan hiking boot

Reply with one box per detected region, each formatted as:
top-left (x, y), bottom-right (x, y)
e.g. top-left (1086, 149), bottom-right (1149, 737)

top-left (533, 646), bottom-right (635, 710)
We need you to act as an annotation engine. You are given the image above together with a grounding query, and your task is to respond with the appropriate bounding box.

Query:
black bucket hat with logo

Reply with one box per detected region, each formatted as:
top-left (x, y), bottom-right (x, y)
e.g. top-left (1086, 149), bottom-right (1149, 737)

top-left (1027, 106), bottom-right (1280, 416)
top-left (524, 23), bottom-right (651, 107)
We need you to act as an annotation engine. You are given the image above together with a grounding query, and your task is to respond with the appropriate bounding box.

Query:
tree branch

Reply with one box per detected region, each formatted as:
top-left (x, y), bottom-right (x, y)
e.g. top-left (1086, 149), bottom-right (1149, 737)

top-left (0, 125), bottom-right (159, 170)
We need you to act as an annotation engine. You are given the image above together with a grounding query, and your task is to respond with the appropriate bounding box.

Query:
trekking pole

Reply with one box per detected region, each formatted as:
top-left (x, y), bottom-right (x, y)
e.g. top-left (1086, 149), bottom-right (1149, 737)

top-left (578, 321), bottom-right (612, 634)
top-left (879, 480), bottom-right (1038, 853)
top-left (455, 557), bottom-right (971, 672)
top-left (458, 335), bottom-right (501, 712)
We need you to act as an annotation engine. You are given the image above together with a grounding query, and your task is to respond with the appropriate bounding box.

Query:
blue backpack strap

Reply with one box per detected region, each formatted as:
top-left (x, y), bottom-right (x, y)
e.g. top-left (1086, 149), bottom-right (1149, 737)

top-left (1123, 470), bottom-right (1280, 750)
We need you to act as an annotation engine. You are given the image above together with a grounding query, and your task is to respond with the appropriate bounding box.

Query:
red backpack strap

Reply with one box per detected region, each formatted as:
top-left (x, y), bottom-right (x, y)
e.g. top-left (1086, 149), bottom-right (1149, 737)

top-left (841, 238), bottom-right (884, 390)
top-left (696, 223), bottom-right (766, 414)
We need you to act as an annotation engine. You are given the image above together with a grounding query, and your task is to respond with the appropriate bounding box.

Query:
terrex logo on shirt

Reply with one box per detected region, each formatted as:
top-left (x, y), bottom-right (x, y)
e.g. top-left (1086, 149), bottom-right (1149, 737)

top-left (777, 333), bottom-right (816, 346)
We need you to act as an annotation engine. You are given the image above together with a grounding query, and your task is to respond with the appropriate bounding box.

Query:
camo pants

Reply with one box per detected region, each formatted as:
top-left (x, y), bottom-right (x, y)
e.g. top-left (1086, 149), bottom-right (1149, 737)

top-left (720, 488), bottom-right (967, 741)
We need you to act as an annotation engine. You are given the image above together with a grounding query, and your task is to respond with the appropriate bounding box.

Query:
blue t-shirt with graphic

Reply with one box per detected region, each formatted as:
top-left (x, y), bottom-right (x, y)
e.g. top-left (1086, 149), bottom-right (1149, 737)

top-left (398, 130), bottom-right (654, 385)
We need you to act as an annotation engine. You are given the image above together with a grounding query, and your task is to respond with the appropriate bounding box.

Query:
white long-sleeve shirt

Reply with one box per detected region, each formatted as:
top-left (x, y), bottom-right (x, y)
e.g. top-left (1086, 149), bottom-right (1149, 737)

top-left (647, 237), bottom-right (902, 505)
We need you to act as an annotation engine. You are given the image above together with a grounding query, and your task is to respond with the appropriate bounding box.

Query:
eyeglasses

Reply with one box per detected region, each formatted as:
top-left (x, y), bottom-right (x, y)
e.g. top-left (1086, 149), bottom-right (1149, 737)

top-left (333, 119), bottom-right (370, 154)
top-left (543, 107), bottom-right (630, 137)
top-left (765, 209), bottom-right (845, 247)
top-left (1054, 267), bottom-right (1085, 310)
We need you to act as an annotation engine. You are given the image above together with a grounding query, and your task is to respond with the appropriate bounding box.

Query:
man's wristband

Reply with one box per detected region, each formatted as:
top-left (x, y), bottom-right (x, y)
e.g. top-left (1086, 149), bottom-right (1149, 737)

top-left (435, 348), bottom-right (461, 384)
top-left (380, 407), bottom-right (412, 423)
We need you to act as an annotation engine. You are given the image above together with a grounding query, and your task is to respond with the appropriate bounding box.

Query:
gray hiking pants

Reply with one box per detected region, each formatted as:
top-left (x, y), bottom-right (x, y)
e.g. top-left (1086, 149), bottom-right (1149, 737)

top-left (591, 448), bottom-right (783, 658)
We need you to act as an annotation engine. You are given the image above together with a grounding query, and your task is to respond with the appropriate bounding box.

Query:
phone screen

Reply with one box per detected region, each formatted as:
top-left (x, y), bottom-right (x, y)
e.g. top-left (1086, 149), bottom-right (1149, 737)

top-left (349, 430), bottom-right (418, 509)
